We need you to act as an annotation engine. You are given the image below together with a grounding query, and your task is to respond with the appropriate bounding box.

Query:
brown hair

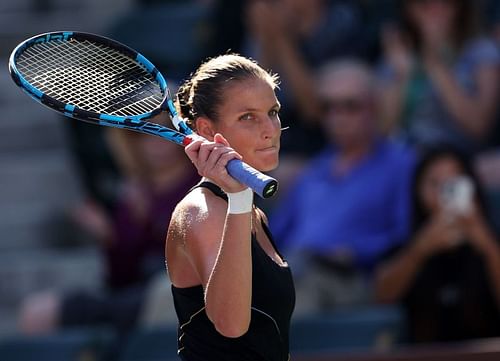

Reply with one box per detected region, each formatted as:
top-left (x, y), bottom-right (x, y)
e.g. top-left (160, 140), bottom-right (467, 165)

top-left (175, 54), bottom-right (279, 130)
top-left (399, 0), bottom-right (481, 53)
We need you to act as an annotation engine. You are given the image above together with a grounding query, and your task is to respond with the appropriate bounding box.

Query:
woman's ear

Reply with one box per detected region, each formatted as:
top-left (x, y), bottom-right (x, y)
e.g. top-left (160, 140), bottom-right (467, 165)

top-left (195, 117), bottom-right (216, 140)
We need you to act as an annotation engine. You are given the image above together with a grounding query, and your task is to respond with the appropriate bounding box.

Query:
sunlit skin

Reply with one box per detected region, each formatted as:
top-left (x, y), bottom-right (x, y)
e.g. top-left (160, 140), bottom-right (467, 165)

top-left (200, 78), bottom-right (282, 173)
top-left (419, 155), bottom-right (465, 215)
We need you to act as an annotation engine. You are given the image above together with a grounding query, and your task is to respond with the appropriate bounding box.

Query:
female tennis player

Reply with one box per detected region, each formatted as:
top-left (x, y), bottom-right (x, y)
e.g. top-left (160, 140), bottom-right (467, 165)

top-left (165, 54), bottom-right (295, 361)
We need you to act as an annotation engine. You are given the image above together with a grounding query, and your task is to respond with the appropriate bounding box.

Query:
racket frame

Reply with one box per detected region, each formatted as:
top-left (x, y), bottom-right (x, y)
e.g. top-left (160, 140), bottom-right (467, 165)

top-left (9, 31), bottom-right (278, 198)
top-left (9, 31), bottom-right (188, 143)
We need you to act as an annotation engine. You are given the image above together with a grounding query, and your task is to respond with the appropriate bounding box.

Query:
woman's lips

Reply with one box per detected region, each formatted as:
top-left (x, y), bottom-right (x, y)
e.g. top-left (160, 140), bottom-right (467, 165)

top-left (256, 145), bottom-right (278, 154)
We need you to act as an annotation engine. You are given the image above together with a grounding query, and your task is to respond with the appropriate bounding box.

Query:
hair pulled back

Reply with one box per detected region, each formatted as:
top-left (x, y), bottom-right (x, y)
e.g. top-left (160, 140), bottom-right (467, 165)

top-left (175, 54), bottom-right (279, 131)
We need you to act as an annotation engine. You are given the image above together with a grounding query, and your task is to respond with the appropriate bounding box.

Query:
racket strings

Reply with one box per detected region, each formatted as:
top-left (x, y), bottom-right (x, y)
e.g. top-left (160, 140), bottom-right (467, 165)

top-left (16, 38), bottom-right (164, 116)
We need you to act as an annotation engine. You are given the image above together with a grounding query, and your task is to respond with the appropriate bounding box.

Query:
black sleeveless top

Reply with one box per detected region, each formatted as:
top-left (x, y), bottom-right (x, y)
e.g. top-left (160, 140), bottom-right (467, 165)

top-left (171, 182), bottom-right (295, 361)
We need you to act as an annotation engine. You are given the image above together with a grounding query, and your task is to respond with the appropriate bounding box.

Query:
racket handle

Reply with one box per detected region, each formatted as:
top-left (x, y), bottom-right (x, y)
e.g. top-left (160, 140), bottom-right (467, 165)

top-left (226, 159), bottom-right (278, 199)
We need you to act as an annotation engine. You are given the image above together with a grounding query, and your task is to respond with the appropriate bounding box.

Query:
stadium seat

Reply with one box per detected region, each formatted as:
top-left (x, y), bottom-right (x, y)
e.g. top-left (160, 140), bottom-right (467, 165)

top-left (119, 325), bottom-right (178, 361)
top-left (0, 327), bottom-right (116, 361)
top-left (290, 305), bottom-right (406, 357)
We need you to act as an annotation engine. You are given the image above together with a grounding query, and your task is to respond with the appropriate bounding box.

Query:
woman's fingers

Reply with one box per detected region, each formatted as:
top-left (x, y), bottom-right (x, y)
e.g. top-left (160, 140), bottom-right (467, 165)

top-left (184, 136), bottom-right (243, 187)
top-left (198, 142), bottom-right (219, 170)
top-left (184, 138), bottom-right (203, 164)
top-left (185, 139), bottom-right (219, 171)
top-left (214, 150), bottom-right (243, 176)
top-left (204, 146), bottom-right (231, 175)
top-left (205, 147), bottom-right (243, 179)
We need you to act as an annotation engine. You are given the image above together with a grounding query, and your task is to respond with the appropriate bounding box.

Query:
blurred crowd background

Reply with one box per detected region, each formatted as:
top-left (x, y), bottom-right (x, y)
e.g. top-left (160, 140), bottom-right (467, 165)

top-left (2, 0), bottom-right (500, 360)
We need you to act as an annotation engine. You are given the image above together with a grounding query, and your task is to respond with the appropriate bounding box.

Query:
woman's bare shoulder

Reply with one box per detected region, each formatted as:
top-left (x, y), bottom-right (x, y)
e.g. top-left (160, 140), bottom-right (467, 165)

top-left (169, 187), bottom-right (228, 238)
top-left (166, 186), bottom-right (229, 286)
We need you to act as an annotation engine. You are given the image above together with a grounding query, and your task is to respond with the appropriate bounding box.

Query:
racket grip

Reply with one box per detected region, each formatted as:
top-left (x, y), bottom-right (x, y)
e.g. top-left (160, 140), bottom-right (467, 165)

top-left (226, 159), bottom-right (278, 198)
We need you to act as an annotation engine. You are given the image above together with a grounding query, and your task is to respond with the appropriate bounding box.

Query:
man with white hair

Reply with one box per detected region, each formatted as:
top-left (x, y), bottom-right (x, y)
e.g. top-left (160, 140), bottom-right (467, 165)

top-left (270, 60), bottom-right (416, 315)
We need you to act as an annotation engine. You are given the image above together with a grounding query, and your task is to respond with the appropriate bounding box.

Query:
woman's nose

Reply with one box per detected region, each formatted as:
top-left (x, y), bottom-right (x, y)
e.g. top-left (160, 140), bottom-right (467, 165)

top-left (262, 115), bottom-right (280, 139)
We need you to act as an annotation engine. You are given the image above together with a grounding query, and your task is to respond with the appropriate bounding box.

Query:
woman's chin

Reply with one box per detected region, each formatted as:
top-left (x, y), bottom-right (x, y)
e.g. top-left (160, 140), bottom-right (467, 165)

top-left (257, 157), bottom-right (280, 173)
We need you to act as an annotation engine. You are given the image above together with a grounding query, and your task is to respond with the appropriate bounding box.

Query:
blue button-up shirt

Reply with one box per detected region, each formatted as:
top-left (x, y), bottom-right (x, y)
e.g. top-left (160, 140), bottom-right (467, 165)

top-left (270, 139), bottom-right (415, 272)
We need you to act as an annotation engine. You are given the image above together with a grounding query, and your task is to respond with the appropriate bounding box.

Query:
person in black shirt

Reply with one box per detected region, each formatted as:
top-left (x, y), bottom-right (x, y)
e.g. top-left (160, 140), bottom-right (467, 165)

top-left (165, 54), bottom-right (295, 360)
top-left (375, 145), bottom-right (500, 343)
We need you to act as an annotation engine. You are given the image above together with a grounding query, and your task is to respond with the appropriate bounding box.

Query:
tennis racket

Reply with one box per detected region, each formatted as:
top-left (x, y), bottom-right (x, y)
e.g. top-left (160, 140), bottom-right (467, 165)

top-left (8, 31), bottom-right (278, 198)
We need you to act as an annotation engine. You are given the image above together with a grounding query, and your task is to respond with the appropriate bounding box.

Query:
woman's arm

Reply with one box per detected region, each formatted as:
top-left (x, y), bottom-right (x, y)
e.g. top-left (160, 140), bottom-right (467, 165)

top-left (375, 241), bottom-right (427, 303)
top-left (482, 242), bottom-right (500, 310)
top-left (269, 34), bottom-right (323, 123)
top-left (377, 26), bottom-right (414, 134)
top-left (180, 196), bottom-right (253, 338)
top-left (246, 1), bottom-right (322, 123)
top-left (378, 72), bottom-right (411, 134)
top-left (462, 210), bottom-right (500, 309)
top-left (205, 211), bottom-right (253, 337)
top-left (180, 134), bottom-right (254, 338)
top-left (375, 216), bottom-right (463, 303)
top-left (474, 230), bottom-right (500, 310)
top-left (424, 55), bottom-right (500, 140)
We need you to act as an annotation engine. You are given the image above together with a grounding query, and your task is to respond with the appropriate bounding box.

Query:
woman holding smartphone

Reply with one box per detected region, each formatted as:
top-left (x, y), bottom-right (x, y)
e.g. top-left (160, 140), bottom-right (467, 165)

top-left (375, 145), bottom-right (500, 343)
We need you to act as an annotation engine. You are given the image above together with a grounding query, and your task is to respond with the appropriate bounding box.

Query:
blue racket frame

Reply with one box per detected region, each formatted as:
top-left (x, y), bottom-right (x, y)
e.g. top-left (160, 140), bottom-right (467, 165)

top-left (9, 31), bottom-right (278, 198)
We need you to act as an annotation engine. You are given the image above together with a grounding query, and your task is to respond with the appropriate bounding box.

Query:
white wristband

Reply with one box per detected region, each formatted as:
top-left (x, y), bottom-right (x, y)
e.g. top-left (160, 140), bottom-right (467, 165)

top-left (227, 188), bottom-right (254, 214)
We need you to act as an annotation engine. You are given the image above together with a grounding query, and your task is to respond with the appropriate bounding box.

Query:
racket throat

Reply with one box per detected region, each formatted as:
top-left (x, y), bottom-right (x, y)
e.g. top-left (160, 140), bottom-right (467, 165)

top-left (182, 133), bottom-right (205, 146)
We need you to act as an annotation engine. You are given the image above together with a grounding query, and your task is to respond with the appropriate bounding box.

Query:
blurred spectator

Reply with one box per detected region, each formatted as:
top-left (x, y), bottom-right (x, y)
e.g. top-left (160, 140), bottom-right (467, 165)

top-left (474, 0), bottom-right (500, 197)
top-left (244, 0), bottom-right (368, 158)
top-left (375, 145), bottom-right (500, 343)
top-left (107, 1), bottom-right (215, 83)
top-left (358, 0), bottom-right (401, 63)
top-left (19, 114), bottom-right (198, 335)
top-left (270, 60), bottom-right (415, 316)
top-left (378, 0), bottom-right (500, 154)
top-left (482, 0), bottom-right (500, 45)
top-left (208, 0), bottom-right (247, 55)
top-left (64, 119), bottom-right (120, 213)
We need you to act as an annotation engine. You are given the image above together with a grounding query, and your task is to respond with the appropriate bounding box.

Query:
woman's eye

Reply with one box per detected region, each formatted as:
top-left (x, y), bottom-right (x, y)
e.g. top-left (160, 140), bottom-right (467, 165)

top-left (239, 113), bottom-right (254, 121)
top-left (269, 109), bottom-right (280, 117)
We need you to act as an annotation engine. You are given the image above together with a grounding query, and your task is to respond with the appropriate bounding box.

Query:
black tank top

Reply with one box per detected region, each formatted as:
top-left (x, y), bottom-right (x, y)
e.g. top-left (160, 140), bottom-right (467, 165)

top-left (171, 182), bottom-right (295, 361)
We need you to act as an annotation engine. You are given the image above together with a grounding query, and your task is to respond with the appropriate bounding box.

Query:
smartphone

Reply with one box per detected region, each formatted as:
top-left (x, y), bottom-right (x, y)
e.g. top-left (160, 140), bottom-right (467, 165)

top-left (439, 176), bottom-right (474, 215)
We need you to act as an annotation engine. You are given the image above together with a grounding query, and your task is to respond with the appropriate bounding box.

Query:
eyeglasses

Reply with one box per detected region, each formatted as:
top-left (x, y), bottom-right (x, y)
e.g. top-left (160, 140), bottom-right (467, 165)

top-left (320, 97), bottom-right (369, 115)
